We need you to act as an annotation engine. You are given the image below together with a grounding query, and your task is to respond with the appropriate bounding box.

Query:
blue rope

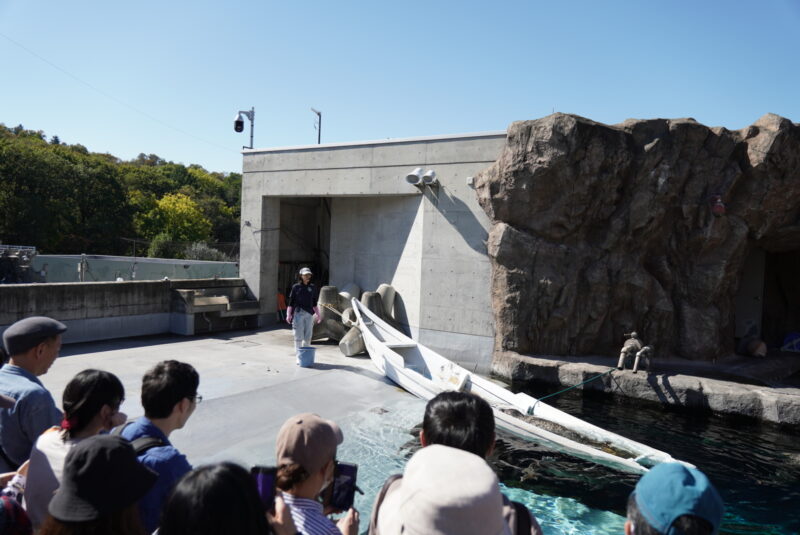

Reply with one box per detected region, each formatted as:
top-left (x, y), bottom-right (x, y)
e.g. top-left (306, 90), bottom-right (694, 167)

top-left (529, 368), bottom-right (615, 415)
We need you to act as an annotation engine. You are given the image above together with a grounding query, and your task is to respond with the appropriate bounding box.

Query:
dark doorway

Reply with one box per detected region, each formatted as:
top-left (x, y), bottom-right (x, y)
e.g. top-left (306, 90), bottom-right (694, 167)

top-left (277, 197), bottom-right (331, 299)
top-left (762, 250), bottom-right (800, 351)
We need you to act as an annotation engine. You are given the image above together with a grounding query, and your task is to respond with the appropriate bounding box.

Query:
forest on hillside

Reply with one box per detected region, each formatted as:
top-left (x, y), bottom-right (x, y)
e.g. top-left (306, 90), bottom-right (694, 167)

top-left (0, 124), bottom-right (241, 260)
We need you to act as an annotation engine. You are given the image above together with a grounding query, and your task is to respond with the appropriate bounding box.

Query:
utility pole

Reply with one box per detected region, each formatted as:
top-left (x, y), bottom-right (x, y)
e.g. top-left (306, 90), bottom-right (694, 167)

top-left (311, 108), bottom-right (321, 144)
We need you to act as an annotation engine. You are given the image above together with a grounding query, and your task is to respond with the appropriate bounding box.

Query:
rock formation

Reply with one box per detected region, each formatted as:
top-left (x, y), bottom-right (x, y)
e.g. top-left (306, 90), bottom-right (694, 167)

top-left (476, 113), bottom-right (800, 361)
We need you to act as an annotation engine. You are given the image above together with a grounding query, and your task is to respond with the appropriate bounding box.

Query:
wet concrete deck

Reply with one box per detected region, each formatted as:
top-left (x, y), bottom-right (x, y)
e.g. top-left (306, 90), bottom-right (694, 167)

top-left (47, 326), bottom-right (415, 467)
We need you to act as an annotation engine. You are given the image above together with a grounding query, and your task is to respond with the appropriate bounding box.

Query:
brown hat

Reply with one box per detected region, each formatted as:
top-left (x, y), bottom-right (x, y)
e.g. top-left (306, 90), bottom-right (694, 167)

top-left (276, 413), bottom-right (343, 474)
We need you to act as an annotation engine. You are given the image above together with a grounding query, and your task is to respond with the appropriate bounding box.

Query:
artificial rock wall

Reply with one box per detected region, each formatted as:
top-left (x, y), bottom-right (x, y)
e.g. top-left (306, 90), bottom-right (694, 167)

top-left (476, 113), bottom-right (800, 361)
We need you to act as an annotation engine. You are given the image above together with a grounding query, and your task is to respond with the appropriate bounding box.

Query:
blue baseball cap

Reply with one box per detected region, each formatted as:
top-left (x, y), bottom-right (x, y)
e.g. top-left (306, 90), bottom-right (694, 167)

top-left (634, 463), bottom-right (724, 535)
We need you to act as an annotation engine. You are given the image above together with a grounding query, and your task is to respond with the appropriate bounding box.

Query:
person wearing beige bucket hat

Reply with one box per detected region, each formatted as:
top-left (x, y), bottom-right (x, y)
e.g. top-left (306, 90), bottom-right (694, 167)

top-left (275, 413), bottom-right (358, 535)
top-left (377, 444), bottom-right (511, 535)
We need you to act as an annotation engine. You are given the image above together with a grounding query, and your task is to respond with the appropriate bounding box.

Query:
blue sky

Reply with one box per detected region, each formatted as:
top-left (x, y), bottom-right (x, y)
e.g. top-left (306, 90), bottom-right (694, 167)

top-left (1, 1), bottom-right (798, 174)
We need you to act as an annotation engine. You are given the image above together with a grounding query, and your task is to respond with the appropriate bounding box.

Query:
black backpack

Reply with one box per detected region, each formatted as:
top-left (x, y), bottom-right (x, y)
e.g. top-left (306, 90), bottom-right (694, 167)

top-left (111, 421), bottom-right (166, 455)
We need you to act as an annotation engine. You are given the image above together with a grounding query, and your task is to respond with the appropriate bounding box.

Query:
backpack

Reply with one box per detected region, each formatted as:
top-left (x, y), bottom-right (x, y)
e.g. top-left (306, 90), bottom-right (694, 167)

top-left (111, 421), bottom-right (166, 455)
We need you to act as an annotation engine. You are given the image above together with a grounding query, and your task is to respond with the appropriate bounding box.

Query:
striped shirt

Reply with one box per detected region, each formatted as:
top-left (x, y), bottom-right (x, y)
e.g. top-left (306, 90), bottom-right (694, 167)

top-left (281, 491), bottom-right (341, 535)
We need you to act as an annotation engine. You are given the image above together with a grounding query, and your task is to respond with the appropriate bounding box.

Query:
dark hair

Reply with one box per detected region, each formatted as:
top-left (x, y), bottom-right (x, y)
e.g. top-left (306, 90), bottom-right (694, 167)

top-left (276, 463), bottom-right (309, 492)
top-left (626, 493), bottom-right (714, 535)
top-left (62, 370), bottom-right (124, 439)
top-left (39, 504), bottom-right (145, 535)
top-left (141, 361), bottom-right (199, 419)
top-left (422, 391), bottom-right (495, 457)
top-left (159, 463), bottom-right (269, 535)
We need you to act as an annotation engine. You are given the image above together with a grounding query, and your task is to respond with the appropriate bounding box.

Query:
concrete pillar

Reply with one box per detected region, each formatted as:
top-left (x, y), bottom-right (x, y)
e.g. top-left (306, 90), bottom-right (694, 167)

top-left (240, 195), bottom-right (280, 325)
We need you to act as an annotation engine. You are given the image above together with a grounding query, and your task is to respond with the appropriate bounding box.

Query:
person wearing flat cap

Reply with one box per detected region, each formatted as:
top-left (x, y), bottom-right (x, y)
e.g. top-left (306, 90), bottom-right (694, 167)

top-left (625, 463), bottom-right (724, 535)
top-left (275, 413), bottom-right (358, 535)
top-left (39, 434), bottom-right (157, 535)
top-left (0, 317), bottom-right (66, 472)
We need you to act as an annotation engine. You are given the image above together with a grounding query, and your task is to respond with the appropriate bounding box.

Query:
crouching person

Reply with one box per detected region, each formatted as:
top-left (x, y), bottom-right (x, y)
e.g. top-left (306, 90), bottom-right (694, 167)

top-left (370, 391), bottom-right (543, 535)
top-left (275, 413), bottom-right (358, 535)
top-left (626, 463), bottom-right (724, 535)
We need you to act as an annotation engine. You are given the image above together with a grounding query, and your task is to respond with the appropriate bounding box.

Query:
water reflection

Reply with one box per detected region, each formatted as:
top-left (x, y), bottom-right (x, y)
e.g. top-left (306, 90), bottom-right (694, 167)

top-left (532, 387), bottom-right (800, 534)
top-left (334, 388), bottom-right (800, 534)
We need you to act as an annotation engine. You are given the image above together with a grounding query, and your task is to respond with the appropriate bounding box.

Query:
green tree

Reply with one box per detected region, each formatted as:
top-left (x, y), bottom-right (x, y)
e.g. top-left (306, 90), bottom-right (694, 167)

top-left (141, 193), bottom-right (212, 243)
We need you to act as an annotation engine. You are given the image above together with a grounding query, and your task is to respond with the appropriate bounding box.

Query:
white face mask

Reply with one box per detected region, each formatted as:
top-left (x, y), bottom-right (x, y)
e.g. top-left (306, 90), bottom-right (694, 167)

top-left (319, 461), bottom-right (335, 493)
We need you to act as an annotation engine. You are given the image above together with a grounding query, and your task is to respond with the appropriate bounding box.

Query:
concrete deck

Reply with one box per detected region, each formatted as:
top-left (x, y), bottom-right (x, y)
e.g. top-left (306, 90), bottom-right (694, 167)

top-left (44, 326), bottom-right (434, 524)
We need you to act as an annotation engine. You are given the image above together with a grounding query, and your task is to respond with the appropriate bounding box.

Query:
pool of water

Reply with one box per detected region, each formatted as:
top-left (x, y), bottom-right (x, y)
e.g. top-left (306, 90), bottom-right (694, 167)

top-left (336, 387), bottom-right (800, 535)
top-left (529, 388), bottom-right (800, 534)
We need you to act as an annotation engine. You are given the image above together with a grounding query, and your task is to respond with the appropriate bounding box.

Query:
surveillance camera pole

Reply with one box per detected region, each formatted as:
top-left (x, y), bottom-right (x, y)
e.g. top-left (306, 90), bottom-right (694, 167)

top-left (311, 107), bottom-right (321, 144)
top-left (238, 107), bottom-right (255, 149)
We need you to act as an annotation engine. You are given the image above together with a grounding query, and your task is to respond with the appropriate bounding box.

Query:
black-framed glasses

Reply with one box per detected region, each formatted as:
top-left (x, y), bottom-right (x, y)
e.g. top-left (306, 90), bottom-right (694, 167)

top-left (193, 394), bottom-right (203, 404)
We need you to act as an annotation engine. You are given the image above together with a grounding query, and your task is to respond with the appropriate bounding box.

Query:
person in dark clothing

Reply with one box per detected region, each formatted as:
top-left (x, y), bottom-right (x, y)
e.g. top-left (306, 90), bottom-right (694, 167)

top-left (286, 267), bottom-right (321, 362)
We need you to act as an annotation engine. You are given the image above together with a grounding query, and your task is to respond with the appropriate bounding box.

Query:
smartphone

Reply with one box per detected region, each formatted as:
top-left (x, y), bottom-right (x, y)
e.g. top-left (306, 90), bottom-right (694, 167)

top-left (251, 466), bottom-right (277, 510)
top-left (328, 461), bottom-right (361, 511)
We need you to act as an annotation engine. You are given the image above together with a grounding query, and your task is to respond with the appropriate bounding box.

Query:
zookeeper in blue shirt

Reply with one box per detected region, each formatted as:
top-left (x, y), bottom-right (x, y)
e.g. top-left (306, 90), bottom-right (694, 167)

top-left (286, 267), bottom-right (321, 363)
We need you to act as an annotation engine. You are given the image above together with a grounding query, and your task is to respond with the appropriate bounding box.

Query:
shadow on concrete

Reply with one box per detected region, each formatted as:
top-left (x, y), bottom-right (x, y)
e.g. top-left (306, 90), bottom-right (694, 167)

top-left (59, 333), bottom-right (191, 358)
top-left (59, 326), bottom-right (290, 359)
top-left (427, 186), bottom-right (488, 255)
top-left (310, 362), bottom-right (393, 384)
top-left (392, 293), bottom-right (412, 337)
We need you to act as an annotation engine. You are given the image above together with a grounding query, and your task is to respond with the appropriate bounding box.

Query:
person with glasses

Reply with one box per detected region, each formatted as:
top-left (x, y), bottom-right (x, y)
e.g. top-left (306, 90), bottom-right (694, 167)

top-left (25, 369), bottom-right (127, 529)
top-left (116, 360), bottom-right (200, 534)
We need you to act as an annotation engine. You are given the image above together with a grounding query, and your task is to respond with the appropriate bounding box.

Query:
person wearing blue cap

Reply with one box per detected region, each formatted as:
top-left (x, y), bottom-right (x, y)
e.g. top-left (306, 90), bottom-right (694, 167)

top-left (626, 463), bottom-right (724, 535)
top-left (0, 317), bottom-right (66, 472)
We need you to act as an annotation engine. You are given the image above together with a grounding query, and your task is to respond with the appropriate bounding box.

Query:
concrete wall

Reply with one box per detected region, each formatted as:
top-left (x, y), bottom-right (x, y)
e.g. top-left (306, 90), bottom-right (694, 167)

top-left (30, 255), bottom-right (238, 283)
top-left (240, 132), bottom-right (505, 372)
top-left (0, 279), bottom-right (249, 345)
top-left (330, 196), bottom-right (424, 331)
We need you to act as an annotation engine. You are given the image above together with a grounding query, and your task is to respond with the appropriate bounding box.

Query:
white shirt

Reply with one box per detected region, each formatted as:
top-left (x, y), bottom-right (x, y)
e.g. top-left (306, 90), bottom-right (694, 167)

top-left (24, 427), bottom-right (81, 529)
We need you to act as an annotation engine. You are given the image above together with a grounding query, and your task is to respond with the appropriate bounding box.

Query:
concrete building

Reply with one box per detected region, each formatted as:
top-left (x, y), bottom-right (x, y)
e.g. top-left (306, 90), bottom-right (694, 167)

top-left (240, 132), bottom-right (505, 372)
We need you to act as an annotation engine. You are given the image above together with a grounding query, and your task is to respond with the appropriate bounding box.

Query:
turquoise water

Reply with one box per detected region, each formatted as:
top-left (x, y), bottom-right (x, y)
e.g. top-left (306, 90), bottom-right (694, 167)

top-left (336, 389), bottom-right (800, 534)
top-left (335, 397), bottom-right (627, 535)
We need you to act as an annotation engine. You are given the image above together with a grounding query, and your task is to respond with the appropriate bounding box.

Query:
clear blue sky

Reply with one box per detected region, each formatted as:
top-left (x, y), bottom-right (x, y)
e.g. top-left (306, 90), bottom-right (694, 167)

top-left (1, 1), bottom-right (798, 174)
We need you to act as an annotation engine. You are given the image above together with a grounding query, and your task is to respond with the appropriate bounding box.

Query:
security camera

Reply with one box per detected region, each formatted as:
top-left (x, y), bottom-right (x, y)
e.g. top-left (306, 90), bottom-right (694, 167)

top-left (234, 113), bottom-right (244, 133)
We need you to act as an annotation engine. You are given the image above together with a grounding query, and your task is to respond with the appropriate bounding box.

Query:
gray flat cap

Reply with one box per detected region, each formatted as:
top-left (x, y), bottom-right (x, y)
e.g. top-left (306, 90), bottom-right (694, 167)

top-left (3, 316), bottom-right (67, 356)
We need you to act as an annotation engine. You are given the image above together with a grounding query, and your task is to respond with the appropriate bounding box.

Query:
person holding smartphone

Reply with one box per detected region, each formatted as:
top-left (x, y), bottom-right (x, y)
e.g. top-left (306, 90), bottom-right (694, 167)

top-left (275, 413), bottom-right (359, 535)
top-left (159, 463), bottom-right (297, 535)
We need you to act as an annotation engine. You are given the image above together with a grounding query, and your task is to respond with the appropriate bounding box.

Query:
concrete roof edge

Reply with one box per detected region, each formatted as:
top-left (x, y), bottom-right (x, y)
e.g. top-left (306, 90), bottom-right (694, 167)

top-left (241, 131), bottom-right (508, 155)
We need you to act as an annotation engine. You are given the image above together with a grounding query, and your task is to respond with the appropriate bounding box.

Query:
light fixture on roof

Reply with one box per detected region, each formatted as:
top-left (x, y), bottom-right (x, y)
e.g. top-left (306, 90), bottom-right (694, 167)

top-left (406, 167), bottom-right (424, 187)
top-left (422, 169), bottom-right (438, 186)
top-left (405, 167), bottom-right (438, 190)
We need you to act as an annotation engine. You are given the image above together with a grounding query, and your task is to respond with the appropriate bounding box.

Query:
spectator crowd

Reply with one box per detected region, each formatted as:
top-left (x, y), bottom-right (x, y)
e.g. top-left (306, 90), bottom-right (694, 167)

top-left (0, 316), bottom-right (724, 535)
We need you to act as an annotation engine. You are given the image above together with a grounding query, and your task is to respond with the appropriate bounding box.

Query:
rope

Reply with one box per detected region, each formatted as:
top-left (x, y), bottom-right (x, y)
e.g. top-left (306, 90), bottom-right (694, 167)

top-left (319, 302), bottom-right (343, 317)
top-left (529, 368), bottom-right (615, 415)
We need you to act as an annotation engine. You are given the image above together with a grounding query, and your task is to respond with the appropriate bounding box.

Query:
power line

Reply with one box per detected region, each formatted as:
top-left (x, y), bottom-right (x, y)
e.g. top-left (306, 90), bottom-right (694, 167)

top-left (0, 31), bottom-right (238, 156)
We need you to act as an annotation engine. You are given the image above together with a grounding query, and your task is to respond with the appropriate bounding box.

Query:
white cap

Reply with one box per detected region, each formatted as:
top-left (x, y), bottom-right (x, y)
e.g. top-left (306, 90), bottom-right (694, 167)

top-left (299, 267), bottom-right (312, 275)
top-left (378, 445), bottom-right (510, 535)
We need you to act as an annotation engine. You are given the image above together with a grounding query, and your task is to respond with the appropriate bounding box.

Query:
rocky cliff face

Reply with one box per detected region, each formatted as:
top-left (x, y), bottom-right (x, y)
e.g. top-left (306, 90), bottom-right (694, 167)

top-left (475, 113), bottom-right (800, 360)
